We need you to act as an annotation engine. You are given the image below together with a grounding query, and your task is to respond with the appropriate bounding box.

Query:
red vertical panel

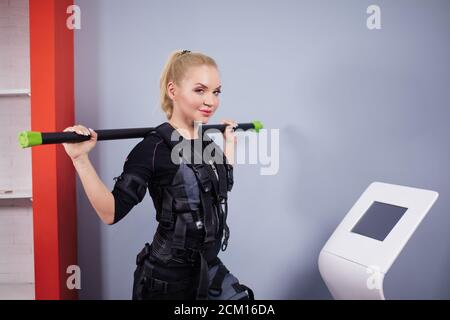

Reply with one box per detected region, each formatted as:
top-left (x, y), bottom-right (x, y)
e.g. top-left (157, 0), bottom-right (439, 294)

top-left (29, 0), bottom-right (77, 300)
top-left (54, 0), bottom-right (77, 301)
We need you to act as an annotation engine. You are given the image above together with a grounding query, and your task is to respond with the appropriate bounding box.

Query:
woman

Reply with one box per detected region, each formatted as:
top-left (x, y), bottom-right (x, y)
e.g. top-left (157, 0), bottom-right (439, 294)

top-left (63, 50), bottom-right (253, 300)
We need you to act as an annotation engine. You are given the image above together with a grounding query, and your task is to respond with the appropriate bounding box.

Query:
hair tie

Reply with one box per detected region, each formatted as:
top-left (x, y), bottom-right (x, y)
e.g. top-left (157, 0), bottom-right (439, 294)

top-left (181, 50), bottom-right (191, 55)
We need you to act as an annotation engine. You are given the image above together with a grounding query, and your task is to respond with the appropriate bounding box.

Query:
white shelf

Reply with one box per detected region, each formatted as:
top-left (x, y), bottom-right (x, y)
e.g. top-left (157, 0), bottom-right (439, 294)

top-left (0, 190), bottom-right (32, 200)
top-left (0, 283), bottom-right (35, 300)
top-left (0, 89), bottom-right (31, 97)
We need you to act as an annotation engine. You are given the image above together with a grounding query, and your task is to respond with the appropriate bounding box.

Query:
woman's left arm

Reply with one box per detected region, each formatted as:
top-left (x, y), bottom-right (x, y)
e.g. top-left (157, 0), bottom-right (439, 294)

top-left (221, 119), bottom-right (237, 166)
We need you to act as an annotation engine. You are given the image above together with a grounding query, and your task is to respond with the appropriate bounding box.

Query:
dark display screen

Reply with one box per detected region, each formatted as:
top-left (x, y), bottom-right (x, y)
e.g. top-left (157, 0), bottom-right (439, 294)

top-left (351, 201), bottom-right (408, 241)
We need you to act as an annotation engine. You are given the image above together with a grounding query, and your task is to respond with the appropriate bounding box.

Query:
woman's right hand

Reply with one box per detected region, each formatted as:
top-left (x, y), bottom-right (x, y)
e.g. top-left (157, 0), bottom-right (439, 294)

top-left (62, 124), bottom-right (98, 161)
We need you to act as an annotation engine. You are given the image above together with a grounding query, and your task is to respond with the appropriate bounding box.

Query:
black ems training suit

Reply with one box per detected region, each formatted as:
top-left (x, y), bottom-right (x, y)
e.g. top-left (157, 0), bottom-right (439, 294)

top-left (111, 122), bottom-right (254, 300)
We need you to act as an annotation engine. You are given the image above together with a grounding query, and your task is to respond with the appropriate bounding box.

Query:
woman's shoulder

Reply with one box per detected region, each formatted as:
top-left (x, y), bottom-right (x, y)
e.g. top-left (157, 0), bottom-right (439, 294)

top-left (126, 130), bottom-right (170, 161)
top-left (124, 129), bottom-right (177, 174)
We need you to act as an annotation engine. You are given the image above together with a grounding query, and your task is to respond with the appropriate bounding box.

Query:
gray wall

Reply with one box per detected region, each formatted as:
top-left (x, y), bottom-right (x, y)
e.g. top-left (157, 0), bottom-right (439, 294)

top-left (74, 0), bottom-right (450, 299)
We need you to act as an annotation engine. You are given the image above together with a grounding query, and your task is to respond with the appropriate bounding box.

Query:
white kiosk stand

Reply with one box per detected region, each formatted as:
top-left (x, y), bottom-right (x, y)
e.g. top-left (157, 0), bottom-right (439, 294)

top-left (318, 182), bottom-right (438, 300)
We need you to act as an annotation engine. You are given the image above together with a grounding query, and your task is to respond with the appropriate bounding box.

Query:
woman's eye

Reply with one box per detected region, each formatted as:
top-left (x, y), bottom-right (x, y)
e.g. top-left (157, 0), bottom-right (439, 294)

top-left (195, 89), bottom-right (221, 96)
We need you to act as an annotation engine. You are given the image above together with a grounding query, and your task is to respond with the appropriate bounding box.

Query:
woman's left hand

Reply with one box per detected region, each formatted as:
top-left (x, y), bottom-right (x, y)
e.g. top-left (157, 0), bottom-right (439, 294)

top-left (221, 119), bottom-right (237, 145)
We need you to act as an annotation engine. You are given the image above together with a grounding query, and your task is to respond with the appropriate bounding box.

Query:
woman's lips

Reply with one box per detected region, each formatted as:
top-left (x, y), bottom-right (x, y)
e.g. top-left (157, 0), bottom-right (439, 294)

top-left (200, 110), bottom-right (212, 116)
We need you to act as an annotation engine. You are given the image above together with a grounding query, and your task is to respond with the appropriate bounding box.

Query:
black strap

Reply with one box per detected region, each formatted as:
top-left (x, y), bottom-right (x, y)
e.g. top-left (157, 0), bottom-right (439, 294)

top-left (215, 160), bottom-right (228, 199)
top-left (171, 213), bottom-right (190, 251)
top-left (236, 284), bottom-right (255, 300)
top-left (208, 263), bottom-right (230, 297)
top-left (159, 188), bottom-right (174, 228)
top-left (196, 251), bottom-right (209, 300)
top-left (221, 200), bottom-right (230, 251)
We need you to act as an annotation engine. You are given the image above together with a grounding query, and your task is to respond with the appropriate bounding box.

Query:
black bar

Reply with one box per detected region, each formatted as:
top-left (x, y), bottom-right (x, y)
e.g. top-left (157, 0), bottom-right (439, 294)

top-left (41, 123), bottom-right (258, 145)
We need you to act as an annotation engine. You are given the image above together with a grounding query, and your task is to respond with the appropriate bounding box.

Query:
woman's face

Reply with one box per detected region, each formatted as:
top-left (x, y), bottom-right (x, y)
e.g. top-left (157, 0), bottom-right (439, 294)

top-left (168, 64), bottom-right (221, 124)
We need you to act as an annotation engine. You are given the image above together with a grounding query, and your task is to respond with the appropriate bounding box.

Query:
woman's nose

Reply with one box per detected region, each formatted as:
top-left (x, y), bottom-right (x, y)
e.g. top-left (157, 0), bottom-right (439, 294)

top-left (203, 93), bottom-right (217, 107)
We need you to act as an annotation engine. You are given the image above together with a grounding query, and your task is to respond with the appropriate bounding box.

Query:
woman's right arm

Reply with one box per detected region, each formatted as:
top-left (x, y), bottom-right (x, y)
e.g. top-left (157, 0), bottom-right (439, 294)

top-left (72, 155), bottom-right (115, 225)
top-left (63, 125), bottom-right (115, 225)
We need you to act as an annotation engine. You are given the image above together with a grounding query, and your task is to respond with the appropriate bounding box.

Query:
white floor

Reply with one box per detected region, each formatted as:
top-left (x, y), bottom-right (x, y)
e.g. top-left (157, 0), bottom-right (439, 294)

top-left (0, 283), bottom-right (35, 300)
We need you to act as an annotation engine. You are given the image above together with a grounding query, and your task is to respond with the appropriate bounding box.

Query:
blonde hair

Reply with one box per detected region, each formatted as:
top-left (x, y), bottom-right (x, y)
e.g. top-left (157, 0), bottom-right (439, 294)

top-left (159, 50), bottom-right (218, 119)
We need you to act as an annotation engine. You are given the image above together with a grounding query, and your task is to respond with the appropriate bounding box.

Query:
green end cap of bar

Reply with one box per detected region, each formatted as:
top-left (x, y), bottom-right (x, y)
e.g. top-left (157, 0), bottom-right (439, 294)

top-left (252, 121), bottom-right (263, 133)
top-left (18, 131), bottom-right (42, 148)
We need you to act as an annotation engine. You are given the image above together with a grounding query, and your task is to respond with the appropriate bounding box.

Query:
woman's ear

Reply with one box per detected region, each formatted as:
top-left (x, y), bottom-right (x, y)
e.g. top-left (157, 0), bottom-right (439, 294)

top-left (167, 81), bottom-right (176, 101)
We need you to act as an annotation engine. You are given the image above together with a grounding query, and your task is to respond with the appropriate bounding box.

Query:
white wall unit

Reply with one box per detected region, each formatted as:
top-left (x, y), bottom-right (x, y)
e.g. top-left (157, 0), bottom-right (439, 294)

top-left (0, 0), bottom-right (34, 300)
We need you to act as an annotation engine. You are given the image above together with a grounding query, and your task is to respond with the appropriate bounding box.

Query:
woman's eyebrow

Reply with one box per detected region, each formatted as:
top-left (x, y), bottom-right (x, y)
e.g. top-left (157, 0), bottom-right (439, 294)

top-left (194, 83), bottom-right (222, 90)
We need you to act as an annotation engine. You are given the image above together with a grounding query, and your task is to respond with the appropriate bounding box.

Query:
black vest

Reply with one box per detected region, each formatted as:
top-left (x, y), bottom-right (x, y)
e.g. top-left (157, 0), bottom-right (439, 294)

top-left (146, 123), bottom-right (233, 299)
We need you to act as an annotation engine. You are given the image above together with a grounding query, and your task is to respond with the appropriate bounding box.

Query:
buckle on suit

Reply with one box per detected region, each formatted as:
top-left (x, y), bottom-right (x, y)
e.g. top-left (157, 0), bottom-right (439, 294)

top-left (136, 243), bottom-right (151, 265)
top-left (150, 278), bottom-right (168, 294)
